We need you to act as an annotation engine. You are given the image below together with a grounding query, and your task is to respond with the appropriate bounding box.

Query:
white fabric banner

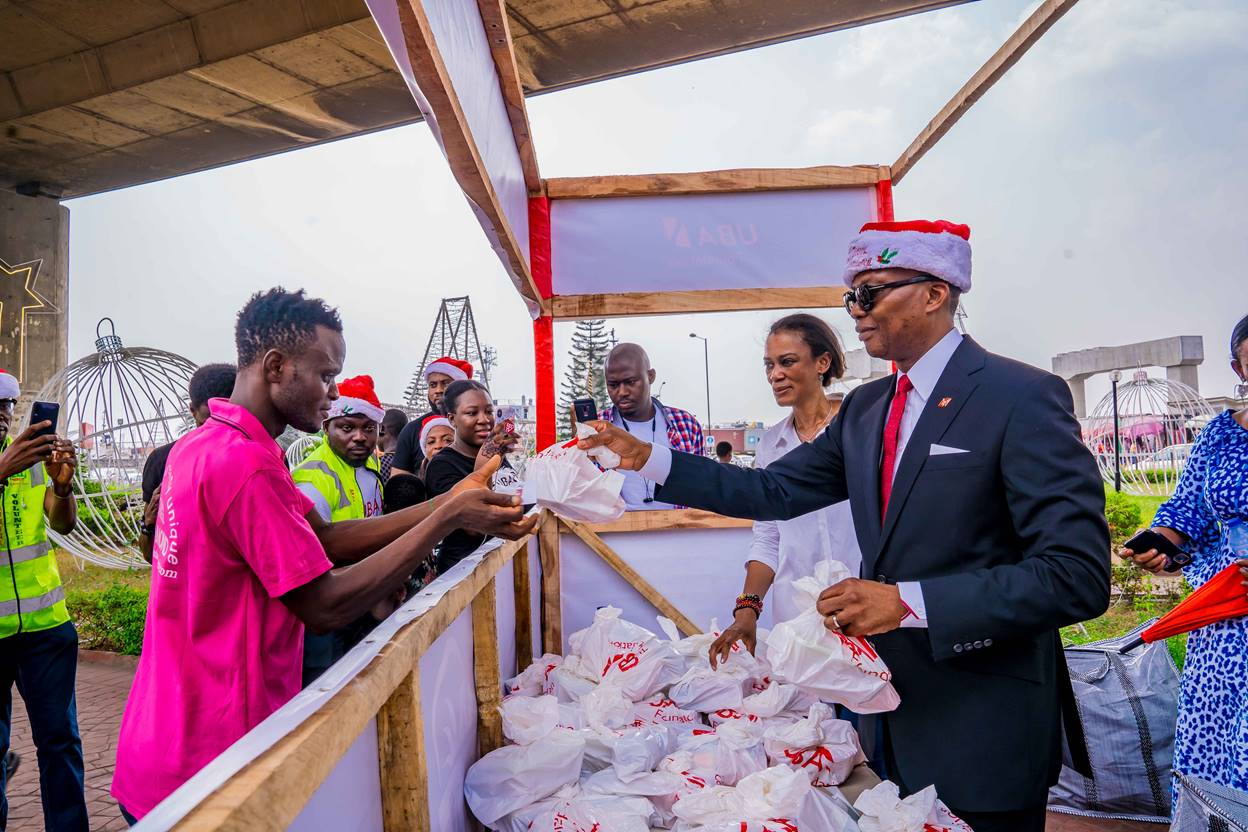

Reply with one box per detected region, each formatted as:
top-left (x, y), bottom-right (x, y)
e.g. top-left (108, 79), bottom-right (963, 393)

top-left (556, 525), bottom-right (772, 647)
top-left (550, 188), bottom-right (877, 296)
top-left (365, 0), bottom-right (532, 309)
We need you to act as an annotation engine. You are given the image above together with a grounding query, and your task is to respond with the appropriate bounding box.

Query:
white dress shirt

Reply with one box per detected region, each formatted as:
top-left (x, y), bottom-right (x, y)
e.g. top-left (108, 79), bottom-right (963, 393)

top-left (639, 328), bottom-right (964, 629)
top-left (749, 415), bottom-right (862, 621)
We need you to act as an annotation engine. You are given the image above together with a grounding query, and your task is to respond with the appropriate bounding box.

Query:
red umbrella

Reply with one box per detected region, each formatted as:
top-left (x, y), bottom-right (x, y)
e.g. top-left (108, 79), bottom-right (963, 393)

top-left (1121, 562), bottom-right (1248, 653)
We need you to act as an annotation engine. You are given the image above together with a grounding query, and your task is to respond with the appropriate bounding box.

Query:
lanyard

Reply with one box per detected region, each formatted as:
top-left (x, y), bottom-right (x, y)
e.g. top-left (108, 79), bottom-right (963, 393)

top-left (620, 412), bottom-right (657, 503)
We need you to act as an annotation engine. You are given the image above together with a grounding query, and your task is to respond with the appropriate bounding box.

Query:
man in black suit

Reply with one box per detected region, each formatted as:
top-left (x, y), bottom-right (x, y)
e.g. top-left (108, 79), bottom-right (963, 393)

top-left (581, 219), bottom-right (1110, 832)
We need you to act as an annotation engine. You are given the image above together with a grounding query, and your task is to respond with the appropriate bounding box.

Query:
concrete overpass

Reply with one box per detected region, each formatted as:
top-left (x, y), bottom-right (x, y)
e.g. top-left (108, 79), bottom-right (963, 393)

top-left (1052, 336), bottom-right (1204, 417)
top-left (0, 0), bottom-right (969, 401)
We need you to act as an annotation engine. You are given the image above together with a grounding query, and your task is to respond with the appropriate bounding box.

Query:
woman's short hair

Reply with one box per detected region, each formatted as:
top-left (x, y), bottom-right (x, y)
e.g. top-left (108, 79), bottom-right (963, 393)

top-left (768, 313), bottom-right (846, 386)
top-left (443, 379), bottom-right (490, 415)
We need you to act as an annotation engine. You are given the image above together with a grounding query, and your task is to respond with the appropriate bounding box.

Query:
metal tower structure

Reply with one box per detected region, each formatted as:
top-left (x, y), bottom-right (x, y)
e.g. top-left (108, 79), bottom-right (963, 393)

top-left (405, 296), bottom-right (492, 409)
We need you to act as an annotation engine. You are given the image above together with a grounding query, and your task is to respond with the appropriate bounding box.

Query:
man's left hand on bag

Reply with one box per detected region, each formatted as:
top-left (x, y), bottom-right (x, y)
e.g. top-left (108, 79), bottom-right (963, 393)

top-left (817, 578), bottom-right (909, 637)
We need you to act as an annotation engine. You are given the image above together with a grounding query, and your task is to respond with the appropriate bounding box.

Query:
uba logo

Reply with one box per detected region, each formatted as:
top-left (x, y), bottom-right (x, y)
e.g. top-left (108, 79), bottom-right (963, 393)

top-left (662, 217), bottom-right (759, 248)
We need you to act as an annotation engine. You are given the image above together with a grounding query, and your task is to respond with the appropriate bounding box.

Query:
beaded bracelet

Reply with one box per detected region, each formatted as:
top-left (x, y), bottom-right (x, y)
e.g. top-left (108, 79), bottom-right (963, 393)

top-left (733, 593), bottom-right (763, 618)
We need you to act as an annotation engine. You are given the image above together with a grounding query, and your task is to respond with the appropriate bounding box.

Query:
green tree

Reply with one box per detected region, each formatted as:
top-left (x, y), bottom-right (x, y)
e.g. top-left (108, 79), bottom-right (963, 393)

top-left (557, 320), bottom-right (613, 440)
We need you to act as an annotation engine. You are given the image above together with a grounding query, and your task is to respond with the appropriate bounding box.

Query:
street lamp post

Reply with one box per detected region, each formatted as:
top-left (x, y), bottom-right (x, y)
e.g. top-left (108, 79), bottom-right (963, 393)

top-left (689, 333), bottom-right (710, 428)
top-left (1111, 370), bottom-right (1122, 493)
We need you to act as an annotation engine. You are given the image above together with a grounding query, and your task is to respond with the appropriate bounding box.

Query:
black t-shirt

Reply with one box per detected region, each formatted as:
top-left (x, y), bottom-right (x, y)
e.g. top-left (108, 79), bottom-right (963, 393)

top-left (425, 447), bottom-right (482, 572)
top-left (392, 411), bottom-right (440, 475)
top-left (141, 441), bottom-right (176, 504)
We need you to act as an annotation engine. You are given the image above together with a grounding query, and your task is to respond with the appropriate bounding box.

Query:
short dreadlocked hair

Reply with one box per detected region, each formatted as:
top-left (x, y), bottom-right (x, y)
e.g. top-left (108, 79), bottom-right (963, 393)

top-left (234, 288), bottom-right (343, 368)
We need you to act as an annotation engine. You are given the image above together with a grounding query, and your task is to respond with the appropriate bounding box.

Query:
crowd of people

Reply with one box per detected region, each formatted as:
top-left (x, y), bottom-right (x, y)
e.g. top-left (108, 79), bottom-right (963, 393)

top-left (0, 218), bottom-right (1244, 832)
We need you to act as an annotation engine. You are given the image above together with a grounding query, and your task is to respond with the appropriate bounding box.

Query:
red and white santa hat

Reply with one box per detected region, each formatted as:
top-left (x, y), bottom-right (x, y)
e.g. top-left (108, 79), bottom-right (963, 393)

top-left (419, 416), bottom-right (453, 450)
top-left (424, 356), bottom-right (473, 382)
top-left (327, 375), bottom-right (384, 423)
top-left (0, 370), bottom-right (19, 400)
top-left (842, 219), bottom-right (972, 292)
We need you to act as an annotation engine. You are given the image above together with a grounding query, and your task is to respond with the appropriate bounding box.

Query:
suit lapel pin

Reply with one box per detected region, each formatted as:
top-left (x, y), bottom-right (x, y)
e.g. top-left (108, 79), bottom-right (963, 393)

top-left (937, 397), bottom-right (953, 408)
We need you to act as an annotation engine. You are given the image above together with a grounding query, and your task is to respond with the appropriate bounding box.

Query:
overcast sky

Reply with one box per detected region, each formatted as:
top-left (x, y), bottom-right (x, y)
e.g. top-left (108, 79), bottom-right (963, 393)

top-left (65, 0), bottom-right (1247, 428)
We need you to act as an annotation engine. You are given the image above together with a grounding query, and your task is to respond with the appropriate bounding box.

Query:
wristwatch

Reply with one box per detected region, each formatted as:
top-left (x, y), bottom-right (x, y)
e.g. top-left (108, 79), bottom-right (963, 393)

top-left (140, 522), bottom-right (157, 537)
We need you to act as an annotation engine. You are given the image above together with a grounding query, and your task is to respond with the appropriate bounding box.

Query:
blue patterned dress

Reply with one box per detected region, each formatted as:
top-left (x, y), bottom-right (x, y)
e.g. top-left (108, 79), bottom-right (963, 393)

top-left (1152, 409), bottom-right (1248, 797)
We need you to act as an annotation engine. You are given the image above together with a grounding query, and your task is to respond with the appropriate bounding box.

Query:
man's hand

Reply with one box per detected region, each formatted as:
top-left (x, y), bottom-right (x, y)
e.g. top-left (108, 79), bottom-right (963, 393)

top-left (709, 610), bottom-right (758, 669)
top-left (449, 489), bottom-right (537, 540)
top-left (453, 454), bottom-right (503, 496)
top-left (576, 420), bottom-right (652, 471)
top-left (816, 579), bottom-right (909, 637)
top-left (46, 438), bottom-right (76, 495)
top-left (0, 422), bottom-right (57, 480)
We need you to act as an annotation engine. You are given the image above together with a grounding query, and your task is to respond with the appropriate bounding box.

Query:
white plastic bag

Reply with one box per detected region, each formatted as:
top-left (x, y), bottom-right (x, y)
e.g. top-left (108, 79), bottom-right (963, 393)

top-left (570, 606), bottom-right (684, 700)
top-left (464, 730), bottom-right (586, 826)
top-left (854, 781), bottom-right (974, 832)
top-left (632, 695), bottom-right (700, 728)
top-left (676, 722), bottom-right (769, 787)
top-left (522, 438), bottom-right (626, 523)
top-left (761, 702), bottom-right (865, 787)
top-left (668, 663), bottom-right (753, 712)
top-left (528, 791), bottom-right (654, 832)
top-left (500, 694), bottom-right (560, 745)
top-left (670, 765), bottom-right (857, 832)
top-left (549, 656), bottom-right (598, 703)
top-left (576, 421), bottom-right (621, 469)
top-left (506, 653), bottom-right (563, 697)
top-left (764, 561), bottom-right (901, 714)
top-left (740, 680), bottom-right (819, 720)
top-left (581, 683), bottom-right (635, 730)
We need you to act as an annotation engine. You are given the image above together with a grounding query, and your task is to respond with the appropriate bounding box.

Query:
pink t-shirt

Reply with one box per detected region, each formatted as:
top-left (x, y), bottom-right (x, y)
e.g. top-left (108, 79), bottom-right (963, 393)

top-left (112, 399), bottom-right (333, 818)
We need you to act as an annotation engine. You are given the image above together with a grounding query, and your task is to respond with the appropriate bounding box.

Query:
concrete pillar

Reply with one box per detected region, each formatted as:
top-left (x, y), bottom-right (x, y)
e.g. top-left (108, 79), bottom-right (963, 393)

top-left (1066, 376), bottom-right (1088, 419)
top-left (1166, 364), bottom-right (1200, 393)
top-left (0, 189), bottom-right (69, 417)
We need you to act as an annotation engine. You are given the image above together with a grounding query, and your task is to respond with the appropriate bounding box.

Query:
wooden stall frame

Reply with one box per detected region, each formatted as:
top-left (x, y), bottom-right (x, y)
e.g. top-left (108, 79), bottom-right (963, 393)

top-left (166, 508), bottom-right (749, 831)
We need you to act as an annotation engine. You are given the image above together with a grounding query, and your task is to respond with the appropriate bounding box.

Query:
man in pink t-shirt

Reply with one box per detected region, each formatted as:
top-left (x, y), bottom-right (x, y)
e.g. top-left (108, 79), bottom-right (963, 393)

top-left (112, 289), bottom-right (536, 821)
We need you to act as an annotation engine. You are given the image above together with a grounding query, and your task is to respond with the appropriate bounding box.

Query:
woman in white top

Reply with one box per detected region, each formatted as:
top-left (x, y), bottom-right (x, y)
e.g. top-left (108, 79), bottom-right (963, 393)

top-left (710, 313), bottom-right (861, 666)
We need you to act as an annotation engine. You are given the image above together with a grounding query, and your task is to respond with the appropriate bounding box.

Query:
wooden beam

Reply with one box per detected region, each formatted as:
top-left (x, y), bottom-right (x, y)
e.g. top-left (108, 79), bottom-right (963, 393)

top-left (512, 541), bottom-right (534, 671)
top-left (170, 536), bottom-right (531, 831)
top-left (544, 165), bottom-right (885, 199)
top-left (891, 0), bottom-right (1080, 184)
top-left (476, 0), bottom-right (541, 191)
top-left (551, 287), bottom-right (846, 321)
top-left (537, 510), bottom-right (562, 655)
top-left (377, 670), bottom-right (431, 832)
top-left (585, 509), bottom-right (753, 534)
top-left (471, 579), bottom-right (504, 758)
top-left (561, 518), bottom-right (701, 637)
top-left (396, 0), bottom-right (542, 304)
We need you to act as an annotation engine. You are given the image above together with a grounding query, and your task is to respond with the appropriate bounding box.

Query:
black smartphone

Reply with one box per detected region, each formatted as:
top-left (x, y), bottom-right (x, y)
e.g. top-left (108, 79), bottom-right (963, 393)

top-left (572, 398), bottom-right (597, 424)
top-left (1124, 528), bottom-right (1192, 570)
top-left (29, 401), bottom-right (59, 438)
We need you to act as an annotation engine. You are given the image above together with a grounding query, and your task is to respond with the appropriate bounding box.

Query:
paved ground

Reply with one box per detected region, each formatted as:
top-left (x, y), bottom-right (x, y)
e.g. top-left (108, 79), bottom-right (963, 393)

top-left (1, 655), bottom-right (1165, 832)
top-left (7, 658), bottom-right (135, 832)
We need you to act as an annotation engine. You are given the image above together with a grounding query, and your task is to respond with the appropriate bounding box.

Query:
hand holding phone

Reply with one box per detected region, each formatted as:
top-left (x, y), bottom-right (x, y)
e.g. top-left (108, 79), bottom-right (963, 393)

top-left (1123, 528), bottom-right (1191, 573)
top-left (30, 401), bottom-right (59, 438)
top-left (572, 398), bottom-right (597, 424)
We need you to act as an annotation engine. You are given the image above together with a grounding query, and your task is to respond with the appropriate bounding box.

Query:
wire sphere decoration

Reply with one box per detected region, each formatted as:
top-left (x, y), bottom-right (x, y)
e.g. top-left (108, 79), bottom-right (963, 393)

top-left (30, 319), bottom-right (198, 569)
top-left (1083, 369), bottom-right (1217, 497)
top-left (283, 430), bottom-right (322, 469)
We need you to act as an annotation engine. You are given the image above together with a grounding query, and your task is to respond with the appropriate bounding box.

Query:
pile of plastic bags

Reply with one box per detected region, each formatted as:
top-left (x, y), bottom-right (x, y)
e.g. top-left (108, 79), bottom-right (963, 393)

top-left (464, 567), bottom-right (974, 831)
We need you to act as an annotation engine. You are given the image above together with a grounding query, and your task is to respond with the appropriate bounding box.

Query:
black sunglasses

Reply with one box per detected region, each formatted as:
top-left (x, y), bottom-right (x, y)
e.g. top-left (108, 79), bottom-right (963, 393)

top-left (842, 274), bottom-right (942, 313)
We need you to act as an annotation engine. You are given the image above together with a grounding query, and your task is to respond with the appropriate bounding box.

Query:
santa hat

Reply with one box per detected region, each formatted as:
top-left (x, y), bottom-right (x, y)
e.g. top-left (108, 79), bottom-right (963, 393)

top-left (327, 375), bottom-right (384, 423)
top-left (419, 416), bottom-right (453, 450)
top-left (0, 370), bottom-right (18, 400)
top-left (424, 356), bottom-right (473, 382)
top-left (842, 219), bottom-right (972, 292)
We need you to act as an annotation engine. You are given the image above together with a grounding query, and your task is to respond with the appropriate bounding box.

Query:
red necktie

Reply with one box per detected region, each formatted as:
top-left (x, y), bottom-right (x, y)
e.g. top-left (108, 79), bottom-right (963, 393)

top-left (880, 374), bottom-right (913, 520)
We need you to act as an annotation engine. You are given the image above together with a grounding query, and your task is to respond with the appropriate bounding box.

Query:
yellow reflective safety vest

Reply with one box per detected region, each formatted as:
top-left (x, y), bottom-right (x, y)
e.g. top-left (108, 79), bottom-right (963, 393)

top-left (290, 439), bottom-right (383, 522)
top-left (0, 437), bottom-right (67, 638)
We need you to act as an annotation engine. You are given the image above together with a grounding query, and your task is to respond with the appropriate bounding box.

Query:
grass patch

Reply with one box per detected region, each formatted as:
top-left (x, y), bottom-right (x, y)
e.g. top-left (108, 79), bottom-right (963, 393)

top-left (1104, 484), bottom-right (1166, 527)
top-left (55, 549), bottom-right (149, 594)
top-left (1063, 601), bottom-right (1188, 670)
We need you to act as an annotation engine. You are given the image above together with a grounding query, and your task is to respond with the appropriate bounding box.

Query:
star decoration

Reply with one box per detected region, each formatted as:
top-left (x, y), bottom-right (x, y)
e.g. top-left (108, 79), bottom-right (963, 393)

top-left (0, 256), bottom-right (57, 383)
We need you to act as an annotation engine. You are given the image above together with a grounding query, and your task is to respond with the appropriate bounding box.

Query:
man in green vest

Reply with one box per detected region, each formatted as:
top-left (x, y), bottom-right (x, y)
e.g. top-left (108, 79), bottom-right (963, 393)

top-left (0, 369), bottom-right (85, 832)
top-left (291, 374), bottom-right (387, 684)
